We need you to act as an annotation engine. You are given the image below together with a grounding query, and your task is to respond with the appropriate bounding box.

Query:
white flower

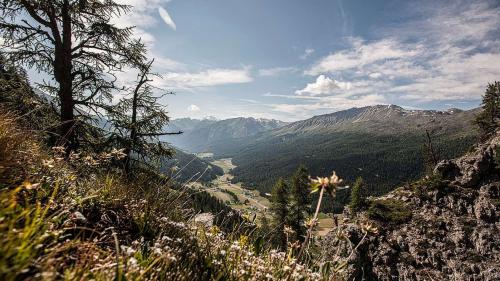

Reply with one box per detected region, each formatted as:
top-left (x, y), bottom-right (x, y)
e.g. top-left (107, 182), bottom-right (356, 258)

top-left (128, 257), bottom-right (138, 267)
top-left (153, 247), bottom-right (162, 255)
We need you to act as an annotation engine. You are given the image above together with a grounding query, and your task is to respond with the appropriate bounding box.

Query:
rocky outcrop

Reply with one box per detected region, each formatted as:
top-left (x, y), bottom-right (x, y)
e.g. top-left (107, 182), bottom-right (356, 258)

top-left (320, 133), bottom-right (500, 280)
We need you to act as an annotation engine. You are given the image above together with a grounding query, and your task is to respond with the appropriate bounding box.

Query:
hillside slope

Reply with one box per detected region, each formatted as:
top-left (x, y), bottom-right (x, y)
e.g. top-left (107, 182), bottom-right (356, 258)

top-left (231, 105), bottom-right (479, 212)
top-left (0, 109), bottom-right (325, 280)
top-left (320, 131), bottom-right (500, 280)
top-left (160, 148), bottom-right (224, 183)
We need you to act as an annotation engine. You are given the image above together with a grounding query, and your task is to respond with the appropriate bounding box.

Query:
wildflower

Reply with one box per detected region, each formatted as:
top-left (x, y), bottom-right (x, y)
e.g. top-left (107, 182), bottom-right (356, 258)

top-left (68, 152), bottom-right (80, 162)
top-left (83, 156), bottom-right (99, 166)
top-left (51, 146), bottom-right (65, 155)
top-left (153, 247), bottom-right (162, 255)
top-left (284, 225), bottom-right (294, 236)
top-left (311, 176), bottom-right (330, 188)
top-left (360, 222), bottom-right (379, 234)
top-left (121, 245), bottom-right (135, 256)
top-left (230, 242), bottom-right (241, 251)
top-left (310, 171), bottom-right (343, 197)
top-left (128, 257), bottom-right (138, 267)
top-left (110, 148), bottom-right (127, 160)
top-left (329, 171), bottom-right (343, 185)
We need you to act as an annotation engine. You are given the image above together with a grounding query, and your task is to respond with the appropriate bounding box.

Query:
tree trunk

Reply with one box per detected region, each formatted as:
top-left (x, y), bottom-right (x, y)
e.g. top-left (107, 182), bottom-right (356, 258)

top-left (54, 0), bottom-right (75, 150)
top-left (125, 83), bottom-right (139, 173)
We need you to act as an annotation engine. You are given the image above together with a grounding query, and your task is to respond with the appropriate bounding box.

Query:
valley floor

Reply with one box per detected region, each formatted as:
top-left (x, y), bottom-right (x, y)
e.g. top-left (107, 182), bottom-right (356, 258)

top-left (193, 158), bottom-right (334, 235)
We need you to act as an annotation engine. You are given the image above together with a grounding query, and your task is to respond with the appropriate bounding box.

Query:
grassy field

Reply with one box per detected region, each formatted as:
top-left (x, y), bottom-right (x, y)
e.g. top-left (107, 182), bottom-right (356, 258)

top-left (211, 158), bottom-right (236, 173)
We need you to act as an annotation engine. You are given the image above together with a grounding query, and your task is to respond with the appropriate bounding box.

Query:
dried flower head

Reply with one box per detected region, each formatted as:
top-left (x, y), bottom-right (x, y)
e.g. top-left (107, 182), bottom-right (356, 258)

top-left (310, 171), bottom-right (344, 197)
top-left (110, 148), bottom-right (127, 160)
top-left (360, 222), bottom-right (379, 235)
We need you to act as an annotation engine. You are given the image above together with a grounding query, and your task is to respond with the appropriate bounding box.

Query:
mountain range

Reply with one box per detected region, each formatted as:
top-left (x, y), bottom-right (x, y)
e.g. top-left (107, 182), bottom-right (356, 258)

top-left (163, 117), bottom-right (287, 153)
top-left (165, 105), bottom-right (480, 212)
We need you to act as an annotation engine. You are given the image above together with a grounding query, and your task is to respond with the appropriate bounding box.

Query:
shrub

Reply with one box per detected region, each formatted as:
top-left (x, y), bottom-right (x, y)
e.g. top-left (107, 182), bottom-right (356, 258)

top-left (367, 199), bottom-right (412, 224)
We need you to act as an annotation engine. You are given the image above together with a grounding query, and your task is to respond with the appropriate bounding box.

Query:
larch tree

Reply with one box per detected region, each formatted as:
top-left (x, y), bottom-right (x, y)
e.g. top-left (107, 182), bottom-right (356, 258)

top-left (0, 0), bottom-right (147, 150)
top-left (109, 59), bottom-right (181, 173)
top-left (476, 82), bottom-right (500, 138)
top-left (270, 178), bottom-right (290, 250)
top-left (289, 165), bottom-right (310, 242)
top-left (422, 129), bottom-right (440, 175)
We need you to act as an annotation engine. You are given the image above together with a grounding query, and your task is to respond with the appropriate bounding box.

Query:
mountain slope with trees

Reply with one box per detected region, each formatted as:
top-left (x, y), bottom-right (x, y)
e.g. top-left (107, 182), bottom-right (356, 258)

top-left (231, 105), bottom-right (479, 212)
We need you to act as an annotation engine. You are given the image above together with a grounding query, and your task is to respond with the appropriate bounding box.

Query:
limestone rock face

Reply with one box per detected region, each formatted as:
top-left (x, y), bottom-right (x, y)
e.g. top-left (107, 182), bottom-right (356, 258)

top-left (320, 133), bottom-right (500, 281)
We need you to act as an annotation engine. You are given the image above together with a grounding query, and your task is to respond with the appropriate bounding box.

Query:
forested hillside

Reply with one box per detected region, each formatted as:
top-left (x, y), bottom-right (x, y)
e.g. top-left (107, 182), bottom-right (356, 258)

top-left (231, 105), bottom-right (479, 212)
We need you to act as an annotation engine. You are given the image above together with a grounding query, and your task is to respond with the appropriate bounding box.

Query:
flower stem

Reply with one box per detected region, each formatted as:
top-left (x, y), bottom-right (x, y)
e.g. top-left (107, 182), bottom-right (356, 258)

top-left (286, 186), bottom-right (325, 280)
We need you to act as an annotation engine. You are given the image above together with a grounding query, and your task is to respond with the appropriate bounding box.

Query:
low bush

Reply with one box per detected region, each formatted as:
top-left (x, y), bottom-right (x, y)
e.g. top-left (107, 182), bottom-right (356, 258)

top-left (367, 198), bottom-right (412, 224)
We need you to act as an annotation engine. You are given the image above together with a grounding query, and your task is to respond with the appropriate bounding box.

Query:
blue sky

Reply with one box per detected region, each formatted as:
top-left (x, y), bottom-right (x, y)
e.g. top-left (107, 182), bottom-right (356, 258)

top-left (49, 0), bottom-right (500, 121)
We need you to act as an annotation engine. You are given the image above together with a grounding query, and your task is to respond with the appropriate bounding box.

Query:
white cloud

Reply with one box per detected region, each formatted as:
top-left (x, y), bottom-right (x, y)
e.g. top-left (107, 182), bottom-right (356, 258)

top-left (296, 75), bottom-right (351, 96)
top-left (157, 68), bottom-right (253, 88)
top-left (114, 0), bottom-right (171, 29)
top-left (300, 48), bottom-right (315, 60)
top-left (306, 38), bottom-right (419, 75)
top-left (258, 67), bottom-right (298, 77)
top-left (158, 7), bottom-right (176, 31)
top-left (113, 1), bottom-right (181, 71)
top-left (187, 104), bottom-right (200, 112)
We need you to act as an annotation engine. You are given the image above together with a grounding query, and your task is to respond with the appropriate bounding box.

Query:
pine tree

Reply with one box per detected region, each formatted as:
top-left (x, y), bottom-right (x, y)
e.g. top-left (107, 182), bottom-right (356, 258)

top-left (349, 177), bottom-right (365, 213)
top-left (109, 60), bottom-right (180, 173)
top-left (270, 178), bottom-right (289, 250)
top-left (476, 82), bottom-right (500, 138)
top-left (0, 0), bottom-right (147, 150)
top-left (289, 165), bottom-right (310, 242)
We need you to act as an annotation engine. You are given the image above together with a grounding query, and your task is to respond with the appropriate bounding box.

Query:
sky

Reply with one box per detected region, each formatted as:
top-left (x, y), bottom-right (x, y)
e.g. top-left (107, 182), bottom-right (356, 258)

top-left (31, 0), bottom-right (500, 121)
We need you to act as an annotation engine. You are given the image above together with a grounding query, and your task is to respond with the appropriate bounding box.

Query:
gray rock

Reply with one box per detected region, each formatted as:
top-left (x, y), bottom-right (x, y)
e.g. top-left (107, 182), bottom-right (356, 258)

top-left (320, 133), bottom-right (500, 280)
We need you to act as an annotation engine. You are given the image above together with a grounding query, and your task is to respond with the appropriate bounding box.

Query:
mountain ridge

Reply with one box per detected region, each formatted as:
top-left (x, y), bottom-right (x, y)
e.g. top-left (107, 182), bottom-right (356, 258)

top-left (163, 116), bottom-right (287, 153)
top-left (271, 104), bottom-right (480, 136)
